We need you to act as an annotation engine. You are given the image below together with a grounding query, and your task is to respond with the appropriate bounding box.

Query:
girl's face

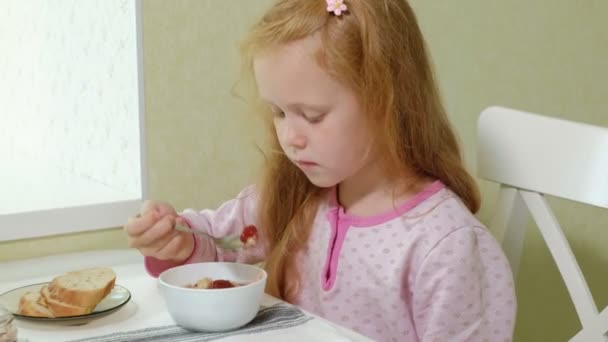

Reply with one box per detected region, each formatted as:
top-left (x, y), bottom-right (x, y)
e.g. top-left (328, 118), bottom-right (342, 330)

top-left (254, 35), bottom-right (376, 188)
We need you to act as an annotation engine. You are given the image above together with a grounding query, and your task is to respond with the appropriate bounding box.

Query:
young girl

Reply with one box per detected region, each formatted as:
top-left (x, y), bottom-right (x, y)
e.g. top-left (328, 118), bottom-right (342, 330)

top-left (125, 0), bottom-right (516, 341)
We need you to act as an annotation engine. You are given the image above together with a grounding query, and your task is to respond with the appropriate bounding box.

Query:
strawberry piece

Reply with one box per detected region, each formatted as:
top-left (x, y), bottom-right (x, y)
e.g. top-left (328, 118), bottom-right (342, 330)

top-left (211, 280), bottom-right (234, 289)
top-left (240, 225), bottom-right (258, 246)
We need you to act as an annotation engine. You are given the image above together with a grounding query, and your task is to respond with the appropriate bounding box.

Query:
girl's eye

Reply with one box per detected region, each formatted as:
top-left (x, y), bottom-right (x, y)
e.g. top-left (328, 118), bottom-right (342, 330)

top-left (305, 113), bottom-right (326, 124)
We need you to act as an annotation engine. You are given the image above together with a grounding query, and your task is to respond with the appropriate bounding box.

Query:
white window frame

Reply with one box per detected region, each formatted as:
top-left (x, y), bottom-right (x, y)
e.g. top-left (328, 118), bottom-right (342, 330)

top-left (0, 0), bottom-right (147, 241)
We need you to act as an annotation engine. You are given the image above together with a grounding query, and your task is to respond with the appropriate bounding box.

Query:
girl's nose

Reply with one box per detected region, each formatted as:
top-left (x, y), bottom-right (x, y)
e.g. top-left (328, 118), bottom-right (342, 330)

top-left (283, 122), bottom-right (307, 150)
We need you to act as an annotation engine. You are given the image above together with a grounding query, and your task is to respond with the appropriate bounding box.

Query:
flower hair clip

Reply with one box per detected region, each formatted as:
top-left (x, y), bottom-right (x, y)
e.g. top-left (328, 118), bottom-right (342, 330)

top-left (326, 0), bottom-right (348, 16)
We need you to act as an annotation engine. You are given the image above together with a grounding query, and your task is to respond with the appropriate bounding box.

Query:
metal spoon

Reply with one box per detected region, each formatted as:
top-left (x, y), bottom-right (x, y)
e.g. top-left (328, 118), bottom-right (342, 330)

top-left (174, 224), bottom-right (245, 250)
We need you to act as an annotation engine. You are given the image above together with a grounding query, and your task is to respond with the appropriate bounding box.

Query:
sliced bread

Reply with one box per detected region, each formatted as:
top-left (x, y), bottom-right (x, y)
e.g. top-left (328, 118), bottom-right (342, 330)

top-left (46, 267), bottom-right (116, 308)
top-left (40, 285), bottom-right (91, 317)
top-left (17, 291), bottom-right (54, 318)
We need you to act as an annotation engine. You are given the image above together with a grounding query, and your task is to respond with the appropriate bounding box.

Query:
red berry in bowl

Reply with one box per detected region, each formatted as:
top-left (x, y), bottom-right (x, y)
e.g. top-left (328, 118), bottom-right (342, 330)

top-left (211, 280), bottom-right (235, 289)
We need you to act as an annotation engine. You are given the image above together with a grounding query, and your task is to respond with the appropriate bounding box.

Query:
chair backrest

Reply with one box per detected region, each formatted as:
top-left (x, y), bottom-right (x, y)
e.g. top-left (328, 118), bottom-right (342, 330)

top-left (478, 106), bottom-right (608, 208)
top-left (477, 106), bottom-right (608, 342)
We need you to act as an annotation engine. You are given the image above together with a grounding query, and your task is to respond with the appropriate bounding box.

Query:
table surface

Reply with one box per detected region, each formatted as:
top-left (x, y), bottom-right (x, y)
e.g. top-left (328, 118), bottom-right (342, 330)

top-left (0, 249), bottom-right (372, 342)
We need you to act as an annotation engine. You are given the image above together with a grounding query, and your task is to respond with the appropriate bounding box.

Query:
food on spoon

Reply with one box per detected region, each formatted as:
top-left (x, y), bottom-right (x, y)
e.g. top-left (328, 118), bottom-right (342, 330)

top-left (239, 225), bottom-right (258, 248)
top-left (17, 267), bottom-right (116, 318)
top-left (184, 277), bottom-right (243, 289)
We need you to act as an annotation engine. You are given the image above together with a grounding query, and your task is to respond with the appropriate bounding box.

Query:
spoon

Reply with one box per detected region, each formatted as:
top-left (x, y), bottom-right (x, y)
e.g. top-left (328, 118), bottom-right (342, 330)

top-left (174, 224), bottom-right (246, 250)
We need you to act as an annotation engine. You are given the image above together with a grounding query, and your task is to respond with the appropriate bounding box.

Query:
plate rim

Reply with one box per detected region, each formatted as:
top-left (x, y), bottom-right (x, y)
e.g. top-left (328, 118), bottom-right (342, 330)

top-left (0, 281), bottom-right (131, 321)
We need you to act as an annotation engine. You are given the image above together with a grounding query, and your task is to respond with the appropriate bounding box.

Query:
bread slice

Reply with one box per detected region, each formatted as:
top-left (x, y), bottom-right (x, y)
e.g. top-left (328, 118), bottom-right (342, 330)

top-left (17, 267), bottom-right (116, 318)
top-left (17, 291), bottom-right (54, 318)
top-left (46, 267), bottom-right (116, 308)
top-left (40, 285), bottom-right (91, 317)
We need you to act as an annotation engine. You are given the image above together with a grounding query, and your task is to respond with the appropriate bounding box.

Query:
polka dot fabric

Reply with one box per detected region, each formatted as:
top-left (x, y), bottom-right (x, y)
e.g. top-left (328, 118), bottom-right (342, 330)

top-left (145, 182), bottom-right (516, 341)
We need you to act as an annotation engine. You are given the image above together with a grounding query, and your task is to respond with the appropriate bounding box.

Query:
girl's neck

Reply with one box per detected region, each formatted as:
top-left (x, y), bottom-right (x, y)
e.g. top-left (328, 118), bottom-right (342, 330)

top-left (337, 159), bottom-right (430, 217)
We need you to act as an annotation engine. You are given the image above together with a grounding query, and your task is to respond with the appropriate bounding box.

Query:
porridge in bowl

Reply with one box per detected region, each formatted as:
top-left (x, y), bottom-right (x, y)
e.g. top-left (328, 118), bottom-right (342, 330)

top-left (159, 262), bottom-right (267, 332)
top-left (184, 278), bottom-right (245, 289)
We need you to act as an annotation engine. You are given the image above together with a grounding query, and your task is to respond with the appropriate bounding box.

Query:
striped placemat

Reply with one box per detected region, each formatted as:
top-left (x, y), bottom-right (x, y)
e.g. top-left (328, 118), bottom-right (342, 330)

top-left (68, 302), bottom-right (313, 342)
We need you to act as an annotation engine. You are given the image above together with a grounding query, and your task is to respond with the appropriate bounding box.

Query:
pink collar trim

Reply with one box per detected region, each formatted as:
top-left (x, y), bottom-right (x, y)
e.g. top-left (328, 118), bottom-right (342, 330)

top-left (329, 180), bottom-right (445, 227)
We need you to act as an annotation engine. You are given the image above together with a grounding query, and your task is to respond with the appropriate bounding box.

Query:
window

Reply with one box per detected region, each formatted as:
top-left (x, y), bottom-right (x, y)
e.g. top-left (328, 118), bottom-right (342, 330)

top-left (0, 0), bottom-right (146, 241)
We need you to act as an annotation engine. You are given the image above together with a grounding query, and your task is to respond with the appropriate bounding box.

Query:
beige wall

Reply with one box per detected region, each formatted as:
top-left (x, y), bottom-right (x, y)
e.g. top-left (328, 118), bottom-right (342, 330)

top-left (1, 1), bottom-right (606, 341)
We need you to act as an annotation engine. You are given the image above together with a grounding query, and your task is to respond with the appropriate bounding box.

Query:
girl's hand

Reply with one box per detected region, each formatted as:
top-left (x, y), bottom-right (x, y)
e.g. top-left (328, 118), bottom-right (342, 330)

top-left (124, 200), bottom-right (194, 262)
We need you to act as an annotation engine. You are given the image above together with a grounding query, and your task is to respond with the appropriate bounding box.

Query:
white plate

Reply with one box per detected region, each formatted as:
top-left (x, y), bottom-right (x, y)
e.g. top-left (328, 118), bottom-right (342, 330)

top-left (0, 282), bottom-right (131, 324)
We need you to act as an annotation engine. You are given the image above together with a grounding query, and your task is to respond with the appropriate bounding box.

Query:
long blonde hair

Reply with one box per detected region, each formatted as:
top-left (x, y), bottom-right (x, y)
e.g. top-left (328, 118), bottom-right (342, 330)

top-left (240, 0), bottom-right (480, 301)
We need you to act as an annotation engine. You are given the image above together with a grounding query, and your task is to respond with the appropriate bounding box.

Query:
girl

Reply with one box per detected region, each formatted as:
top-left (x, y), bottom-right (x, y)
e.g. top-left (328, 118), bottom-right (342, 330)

top-left (125, 0), bottom-right (516, 341)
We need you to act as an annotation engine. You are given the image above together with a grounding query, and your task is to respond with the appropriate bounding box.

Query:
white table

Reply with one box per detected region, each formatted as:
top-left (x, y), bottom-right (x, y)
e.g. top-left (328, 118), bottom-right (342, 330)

top-left (0, 250), bottom-right (372, 342)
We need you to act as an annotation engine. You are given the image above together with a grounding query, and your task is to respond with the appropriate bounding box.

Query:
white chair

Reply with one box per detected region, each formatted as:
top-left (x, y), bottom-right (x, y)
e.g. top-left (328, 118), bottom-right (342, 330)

top-left (477, 106), bottom-right (608, 342)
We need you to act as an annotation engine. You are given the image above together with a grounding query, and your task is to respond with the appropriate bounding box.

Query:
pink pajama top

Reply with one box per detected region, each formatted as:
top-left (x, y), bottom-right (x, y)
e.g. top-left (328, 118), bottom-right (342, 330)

top-left (146, 181), bottom-right (516, 341)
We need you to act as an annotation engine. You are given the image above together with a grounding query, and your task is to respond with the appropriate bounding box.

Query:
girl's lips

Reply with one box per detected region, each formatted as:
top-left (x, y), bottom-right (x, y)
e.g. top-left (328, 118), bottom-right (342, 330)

top-left (296, 160), bottom-right (318, 167)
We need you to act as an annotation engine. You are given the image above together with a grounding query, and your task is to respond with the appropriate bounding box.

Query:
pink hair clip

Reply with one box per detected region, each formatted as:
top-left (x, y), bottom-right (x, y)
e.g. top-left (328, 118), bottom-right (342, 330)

top-left (326, 0), bottom-right (348, 16)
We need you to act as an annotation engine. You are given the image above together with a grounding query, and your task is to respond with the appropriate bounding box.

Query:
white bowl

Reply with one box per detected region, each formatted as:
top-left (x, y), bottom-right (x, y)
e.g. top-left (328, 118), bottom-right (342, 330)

top-left (158, 262), bottom-right (267, 332)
